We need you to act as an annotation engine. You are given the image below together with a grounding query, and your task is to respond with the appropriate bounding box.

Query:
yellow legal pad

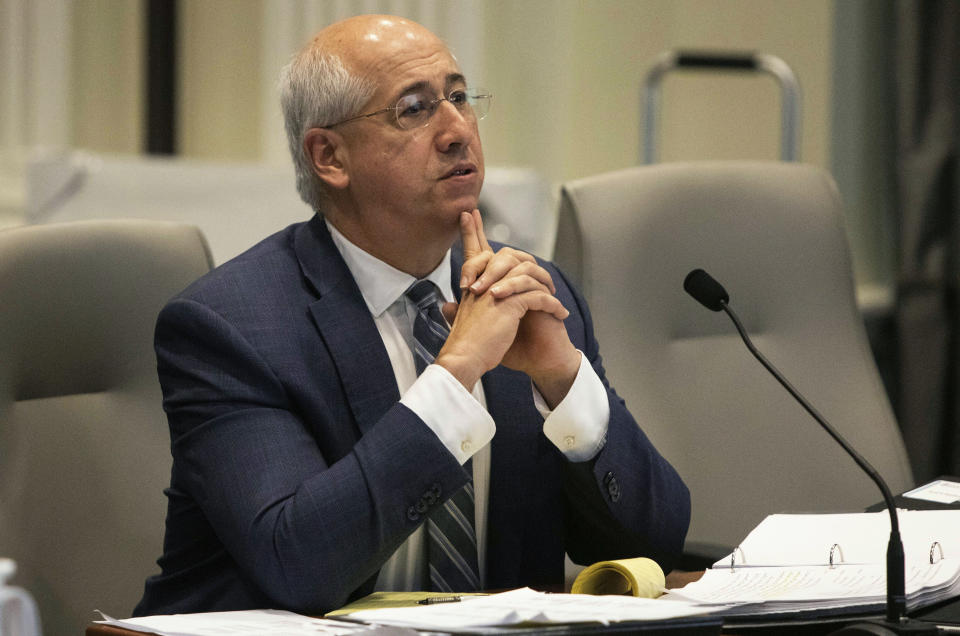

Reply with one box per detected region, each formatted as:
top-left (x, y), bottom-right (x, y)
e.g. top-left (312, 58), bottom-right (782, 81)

top-left (326, 591), bottom-right (487, 616)
top-left (570, 556), bottom-right (665, 598)
top-left (328, 556), bottom-right (663, 617)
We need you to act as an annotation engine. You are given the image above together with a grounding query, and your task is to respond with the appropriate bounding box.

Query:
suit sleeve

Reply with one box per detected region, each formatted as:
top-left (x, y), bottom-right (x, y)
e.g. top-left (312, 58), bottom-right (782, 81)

top-left (548, 264), bottom-right (692, 572)
top-left (155, 297), bottom-right (470, 613)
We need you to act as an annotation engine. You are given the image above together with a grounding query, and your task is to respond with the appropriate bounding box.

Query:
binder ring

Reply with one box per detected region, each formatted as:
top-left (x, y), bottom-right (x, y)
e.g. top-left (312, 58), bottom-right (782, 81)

top-left (730, 546), bottom-right (745, 572)
top-left (930, 541), bottom-right (944, 565)
top-left (829, 543), bottom-right (844, 568)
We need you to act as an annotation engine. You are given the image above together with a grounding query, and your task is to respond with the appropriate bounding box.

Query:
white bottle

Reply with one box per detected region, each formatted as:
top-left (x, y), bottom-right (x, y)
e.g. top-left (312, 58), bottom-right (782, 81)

top-left (0, 559), bottom-right (41, 636)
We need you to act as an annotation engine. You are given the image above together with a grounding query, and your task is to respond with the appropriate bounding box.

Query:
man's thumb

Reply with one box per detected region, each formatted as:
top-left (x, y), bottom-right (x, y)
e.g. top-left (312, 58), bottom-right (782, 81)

top-left (441, 301), bottom-right (458, 326)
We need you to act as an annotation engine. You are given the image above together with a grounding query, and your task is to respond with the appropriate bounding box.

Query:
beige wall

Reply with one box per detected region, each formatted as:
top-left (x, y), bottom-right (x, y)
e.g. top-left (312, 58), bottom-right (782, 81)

top-left (69, 1), bottom-right (834, 177)
top-left (71, 0), bottom-right (143, 154)
top-left (64, 0), bottom-right (851, 275)
top-left (67, 0), bottom-right (265, 158)
top-left (178, 0), bottom-right (262, 159)
top-left (481, 0), bottom-right (832, 184)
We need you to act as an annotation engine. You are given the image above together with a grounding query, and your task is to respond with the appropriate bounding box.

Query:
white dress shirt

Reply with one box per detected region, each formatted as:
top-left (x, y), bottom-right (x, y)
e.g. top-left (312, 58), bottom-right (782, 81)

top-left (325, 219), bottom-right (609, 591)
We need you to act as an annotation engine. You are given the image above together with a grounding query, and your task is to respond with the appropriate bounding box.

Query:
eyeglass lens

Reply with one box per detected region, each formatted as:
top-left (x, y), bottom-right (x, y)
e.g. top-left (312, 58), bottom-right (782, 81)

top-left (394, 90), bottom-right (491, 129)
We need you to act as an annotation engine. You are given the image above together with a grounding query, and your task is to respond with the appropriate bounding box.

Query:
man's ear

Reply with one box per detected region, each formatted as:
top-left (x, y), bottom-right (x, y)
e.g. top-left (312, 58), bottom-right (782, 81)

top-left (303, 127), bottom-right (349, 190)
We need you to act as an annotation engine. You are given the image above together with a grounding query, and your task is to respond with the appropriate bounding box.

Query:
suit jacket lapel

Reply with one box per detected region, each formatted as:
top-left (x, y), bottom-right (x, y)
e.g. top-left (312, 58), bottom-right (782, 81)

top-left (296, 215), bottom-right (400, 435)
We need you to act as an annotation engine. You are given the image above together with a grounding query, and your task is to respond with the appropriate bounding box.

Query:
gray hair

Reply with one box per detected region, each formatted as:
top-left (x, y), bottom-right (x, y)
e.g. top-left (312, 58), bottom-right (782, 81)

top-left (279, 48), bottom-right (376, 212)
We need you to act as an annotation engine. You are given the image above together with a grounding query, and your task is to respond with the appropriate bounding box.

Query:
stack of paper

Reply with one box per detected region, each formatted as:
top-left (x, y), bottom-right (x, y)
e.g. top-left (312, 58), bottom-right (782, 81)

top-left (100, 590), bottom-right (726, 635)
top-left (665, 509), bottom-right (960, 617)
top-left (95, 609), bottom-right (373, 635)
top-left (346, 587), bottom-right (724, 631)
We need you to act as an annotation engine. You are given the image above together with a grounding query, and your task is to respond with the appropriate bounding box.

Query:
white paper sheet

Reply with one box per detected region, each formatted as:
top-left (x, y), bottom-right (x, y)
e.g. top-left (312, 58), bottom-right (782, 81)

top-left (346, 587), bottom-right (725, 630)
top-left (666, 558), bottom-right (960, 614)
top-left (95, 609), bottom-right (370, 635)
top-left (713, 509), bottom-right (960, 568)
top-left (904, 479), bottom-right (960, 504)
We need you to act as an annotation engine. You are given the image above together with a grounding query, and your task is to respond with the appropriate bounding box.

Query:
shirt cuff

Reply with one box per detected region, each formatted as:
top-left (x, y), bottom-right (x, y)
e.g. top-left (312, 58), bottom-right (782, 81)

top-left (400, 364), bottom-right (495, 465)
top-left (535, 351), bottom-right (609, 462)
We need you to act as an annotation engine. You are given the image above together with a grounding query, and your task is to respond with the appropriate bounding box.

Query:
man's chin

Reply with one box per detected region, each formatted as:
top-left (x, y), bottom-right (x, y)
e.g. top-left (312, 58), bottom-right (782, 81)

top-left (462, 189), bottom-right (482, 210)
top-left (441, 196), bottom-right (480, 219)
top-left (438, 178), bottom-right (482, 211)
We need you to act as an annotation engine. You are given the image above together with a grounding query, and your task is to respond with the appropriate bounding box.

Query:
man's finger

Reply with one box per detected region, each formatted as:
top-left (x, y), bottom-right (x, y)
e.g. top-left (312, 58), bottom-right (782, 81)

top-left (488, 274), bottom-right (552, 298)
top-left (460, 252), bottom-right (493, 291)
top-left (471, 209), bottom-right (493, 253)
top-left (470, 250), bottom-right (522, 294)
top-left (470, 258), bottom-right (557, 294)
top-left (514, 290), bottom-right (570, 321)
top-left (460, 210), bottom-right (485, 260)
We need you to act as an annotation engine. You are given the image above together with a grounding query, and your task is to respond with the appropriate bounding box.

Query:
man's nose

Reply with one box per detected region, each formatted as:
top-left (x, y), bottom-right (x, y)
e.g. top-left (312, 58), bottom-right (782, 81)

top-left (433, 101), bottom-right (475, 151)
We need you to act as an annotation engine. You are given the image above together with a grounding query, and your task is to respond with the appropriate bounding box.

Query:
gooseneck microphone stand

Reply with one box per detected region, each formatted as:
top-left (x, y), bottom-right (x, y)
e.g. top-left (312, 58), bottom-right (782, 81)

top-left (683, 268), bottom-right (937, 634)
top-left (719, 297), bottom-right (905, 626)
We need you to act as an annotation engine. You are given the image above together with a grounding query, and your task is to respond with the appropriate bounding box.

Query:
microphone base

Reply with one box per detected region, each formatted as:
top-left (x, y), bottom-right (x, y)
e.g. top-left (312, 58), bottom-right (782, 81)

top-left (830, 617), bottom-right (939, 635)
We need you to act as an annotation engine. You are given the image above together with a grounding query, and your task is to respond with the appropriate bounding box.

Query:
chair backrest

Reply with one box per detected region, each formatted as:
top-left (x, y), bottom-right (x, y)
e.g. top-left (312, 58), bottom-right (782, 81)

top-left (0, 219), bottom-right (212, 635)
top-left (555, 161), bottom-right (914, 556)
top-left (30, 152), bottom-right (557, 264)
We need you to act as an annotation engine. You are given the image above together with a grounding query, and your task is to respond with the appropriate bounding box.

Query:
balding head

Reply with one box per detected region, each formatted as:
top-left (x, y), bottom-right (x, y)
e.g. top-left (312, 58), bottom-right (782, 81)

top-left (313, 15), bottom-right (450, 78)
top-left (280, 15), bottom-right (454, 213)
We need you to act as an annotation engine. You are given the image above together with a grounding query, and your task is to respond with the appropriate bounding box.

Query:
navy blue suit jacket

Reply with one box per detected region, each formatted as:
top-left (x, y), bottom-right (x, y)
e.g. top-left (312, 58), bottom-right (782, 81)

top-left (134, 214), bottom-right (690, 616)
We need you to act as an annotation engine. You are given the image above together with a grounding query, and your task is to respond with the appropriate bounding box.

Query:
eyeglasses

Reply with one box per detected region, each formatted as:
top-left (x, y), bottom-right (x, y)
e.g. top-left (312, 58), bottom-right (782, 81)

top-left (327, 88), bottom-right (492, 130)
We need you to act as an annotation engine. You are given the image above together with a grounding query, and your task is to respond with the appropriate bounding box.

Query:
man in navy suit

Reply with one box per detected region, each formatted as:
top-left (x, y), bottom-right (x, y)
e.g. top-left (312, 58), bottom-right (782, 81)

top-left (135, 14), bottom-right (689, 616)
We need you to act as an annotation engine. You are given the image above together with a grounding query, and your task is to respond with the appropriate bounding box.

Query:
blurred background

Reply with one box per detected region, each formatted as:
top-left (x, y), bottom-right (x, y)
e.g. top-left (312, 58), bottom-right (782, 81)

top-left (0, 0), bottom-right (957, 480)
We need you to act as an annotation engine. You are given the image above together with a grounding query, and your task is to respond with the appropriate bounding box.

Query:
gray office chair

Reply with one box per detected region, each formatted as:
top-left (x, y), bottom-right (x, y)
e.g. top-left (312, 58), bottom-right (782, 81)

top-left (0, 220), bottom-right (213, 635)
top-left (554, 161), bottom-right (914, 563)
top-left (30, 152), bottom-right (556, 265)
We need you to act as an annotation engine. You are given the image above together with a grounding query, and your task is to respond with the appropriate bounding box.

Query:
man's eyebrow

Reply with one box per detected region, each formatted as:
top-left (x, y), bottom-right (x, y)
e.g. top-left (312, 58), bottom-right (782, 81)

top-left (445, 73), bottom-right (467, 88)
top-left (396, 80), bottom-right (431, 98)
top-left (392, 74), bottom-right (468, 100)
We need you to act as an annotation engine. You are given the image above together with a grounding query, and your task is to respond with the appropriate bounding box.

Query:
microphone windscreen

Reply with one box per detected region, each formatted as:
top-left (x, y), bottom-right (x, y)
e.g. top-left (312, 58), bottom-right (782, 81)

top-left (684, 269), bottom-right (729, 311)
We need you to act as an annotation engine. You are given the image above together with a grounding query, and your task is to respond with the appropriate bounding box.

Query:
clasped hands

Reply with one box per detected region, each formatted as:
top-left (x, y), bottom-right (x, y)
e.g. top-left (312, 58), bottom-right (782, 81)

top-left (435, 209), bottom-right (580, 408)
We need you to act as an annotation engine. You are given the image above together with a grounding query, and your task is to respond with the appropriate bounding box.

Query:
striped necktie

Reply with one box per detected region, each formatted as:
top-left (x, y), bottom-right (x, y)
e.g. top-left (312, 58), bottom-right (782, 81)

top-left (405, 280), bottom-right (481, 592)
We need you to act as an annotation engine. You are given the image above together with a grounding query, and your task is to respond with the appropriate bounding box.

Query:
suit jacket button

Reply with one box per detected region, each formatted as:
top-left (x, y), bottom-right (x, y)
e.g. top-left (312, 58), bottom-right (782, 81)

top-left (416, 498), bottom-right (430, 513)
top-left (407, 505), bottom-right (421, 521)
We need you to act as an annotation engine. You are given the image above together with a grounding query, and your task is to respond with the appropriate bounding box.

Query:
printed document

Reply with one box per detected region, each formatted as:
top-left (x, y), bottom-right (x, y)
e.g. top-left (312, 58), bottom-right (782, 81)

top-left (94, 609), bottom-right (372, 635)
top-left (346, 587), bottom-right (725, 630)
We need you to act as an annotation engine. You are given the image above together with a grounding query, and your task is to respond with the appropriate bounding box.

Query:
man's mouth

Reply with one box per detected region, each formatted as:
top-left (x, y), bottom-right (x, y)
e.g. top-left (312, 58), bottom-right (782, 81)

top-left (442, 165), bottom-right (476, 179)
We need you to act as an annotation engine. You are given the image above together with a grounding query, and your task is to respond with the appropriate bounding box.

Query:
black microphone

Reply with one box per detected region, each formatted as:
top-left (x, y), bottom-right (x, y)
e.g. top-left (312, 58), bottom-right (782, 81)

top-left (683, 269), bottom-right (932, 634)
top-left (683, 268), bottom-right (729, 311)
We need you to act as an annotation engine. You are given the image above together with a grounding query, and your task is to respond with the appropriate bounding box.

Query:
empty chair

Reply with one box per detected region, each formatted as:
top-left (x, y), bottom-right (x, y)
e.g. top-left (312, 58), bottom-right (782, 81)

top-left (0, 219), bottom-right (213, 635)
top-left (554, 161), bottom-right (914, 563)
top-left (29, 152), bottom-right (556, 265)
